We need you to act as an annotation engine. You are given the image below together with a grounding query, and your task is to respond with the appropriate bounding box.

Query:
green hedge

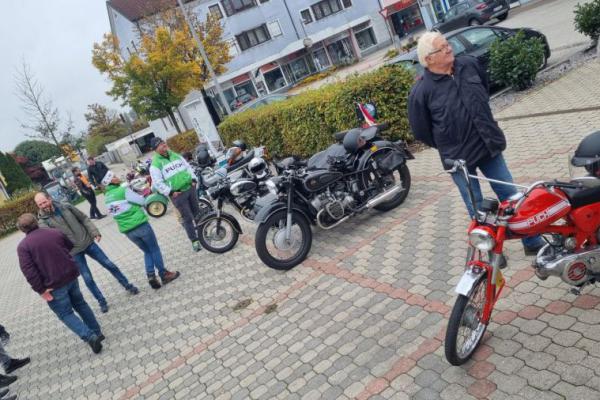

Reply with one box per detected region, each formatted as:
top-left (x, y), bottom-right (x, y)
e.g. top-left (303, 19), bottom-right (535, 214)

top-left (218, 65), bottom-right (415, 159)
top-left (0, 191), bottom-right (37, 237)
top-left (166, 130), bottom-right (200, 154)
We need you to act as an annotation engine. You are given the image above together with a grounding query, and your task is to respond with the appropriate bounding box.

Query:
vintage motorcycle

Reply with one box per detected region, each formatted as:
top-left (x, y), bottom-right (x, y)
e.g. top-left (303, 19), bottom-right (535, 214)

top-left (196, 156), bottom-right (273, 253)
top-left (444, 131), bottom-right (600, 365)
top-left (253, 121), bottom-right (414, 270)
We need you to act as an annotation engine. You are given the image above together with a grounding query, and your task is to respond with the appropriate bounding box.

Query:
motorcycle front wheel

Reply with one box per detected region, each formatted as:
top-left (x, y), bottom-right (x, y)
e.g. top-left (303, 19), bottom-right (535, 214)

top-left (198, 216), bottom-right (239, 254)
top-left (445, 274), bottom-right (489, 366)
top-left (255, 210), bottom-right (312, 270)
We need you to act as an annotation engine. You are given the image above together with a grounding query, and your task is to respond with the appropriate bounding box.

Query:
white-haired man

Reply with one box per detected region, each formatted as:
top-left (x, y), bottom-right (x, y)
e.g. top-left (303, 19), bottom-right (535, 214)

top-left (407, 31), bottom-right (544, 255)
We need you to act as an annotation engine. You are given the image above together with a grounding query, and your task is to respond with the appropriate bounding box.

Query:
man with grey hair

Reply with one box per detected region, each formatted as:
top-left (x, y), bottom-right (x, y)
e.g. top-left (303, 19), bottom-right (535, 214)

top-left (407, 31), bottom-right (544, 255)
top-left (16, 213), bottom-right (104, 354)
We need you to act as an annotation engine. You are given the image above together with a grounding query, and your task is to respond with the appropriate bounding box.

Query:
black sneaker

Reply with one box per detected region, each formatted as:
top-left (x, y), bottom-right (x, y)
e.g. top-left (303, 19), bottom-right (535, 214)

top-left (148, 276), bottom-right (161, 289)
top-left (100, 304), bottom-right (109, 313)
top-left (0, 388), bottom-right (8, 398)
top-left (127, 286), bottom-right (140, 295)
top-left (0, 374), bottom-right (17, 388)
top-left (4, 357), bottom-right (30, 374)
top-left (87, 335), bottom-right (103, 354)
top-left (98, 334), bottom-right (105, 342)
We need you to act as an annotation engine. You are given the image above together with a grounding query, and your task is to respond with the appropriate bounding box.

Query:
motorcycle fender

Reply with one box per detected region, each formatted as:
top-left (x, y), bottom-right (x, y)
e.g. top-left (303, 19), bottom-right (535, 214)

top-left (198, 211), bottom-right (243, 234)
top-left (455, 268), bottom-right (486, 297)
top-left (145, 193), bottom-right (168, 206)
top-left (254, 201), bottom-right (312, 225)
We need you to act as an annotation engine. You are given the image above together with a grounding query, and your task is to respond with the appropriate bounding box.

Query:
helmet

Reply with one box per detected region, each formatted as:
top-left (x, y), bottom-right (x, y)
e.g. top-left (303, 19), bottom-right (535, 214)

top-left (232, 139), bottom-right (247, 151)
top-left (571, 131), bottom-right (600, 176)
top-left (196, 143), bottom-right (215, 167)
top-left (248, 157), bottom-right (268, 179)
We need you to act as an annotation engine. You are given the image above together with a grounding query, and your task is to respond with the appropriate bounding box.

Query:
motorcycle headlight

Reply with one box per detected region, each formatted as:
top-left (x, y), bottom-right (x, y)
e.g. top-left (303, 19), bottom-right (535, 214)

top-left (266, 179), bottom-right (278, 195)
top-left (469, 228), bottom-right (496, 251)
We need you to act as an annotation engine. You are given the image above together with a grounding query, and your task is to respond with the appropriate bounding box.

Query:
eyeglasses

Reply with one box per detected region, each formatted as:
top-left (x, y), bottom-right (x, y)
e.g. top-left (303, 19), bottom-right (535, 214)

top-left (428, 43), bottom-right (451, 56)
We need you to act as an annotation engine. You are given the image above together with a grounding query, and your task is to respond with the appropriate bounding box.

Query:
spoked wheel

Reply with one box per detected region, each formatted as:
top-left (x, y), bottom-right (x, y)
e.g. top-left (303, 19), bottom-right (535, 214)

top-left (362, 156), bottom-right (411, 212)
top-left (198, 217), bottom-right (239, 254)
top-left (146, 201), bottom-right (167, 218)
top-left (445, 274), bottom-right (489, 366)
top-left (255, 210), bottom-right (312, 270)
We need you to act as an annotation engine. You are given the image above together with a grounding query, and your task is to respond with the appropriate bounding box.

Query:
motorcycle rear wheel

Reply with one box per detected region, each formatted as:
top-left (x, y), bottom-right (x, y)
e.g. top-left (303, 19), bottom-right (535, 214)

top-left (255, 210), bottom-right (312, 270)
top-left (445, 274), bottom-right (488, 366)
top-left (364, 163), bottom-right (411, 212)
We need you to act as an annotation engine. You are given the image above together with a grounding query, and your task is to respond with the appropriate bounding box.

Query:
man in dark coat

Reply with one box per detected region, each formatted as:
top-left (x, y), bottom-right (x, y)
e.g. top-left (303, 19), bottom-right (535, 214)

top-left (407, 31), bottom-right (544, 255)
top-left (72, 167), bottom-right (105, 220)
top-left (16, 214), bottom-right (104, 354)
top-left (86, 157), bottom-right (109, 188)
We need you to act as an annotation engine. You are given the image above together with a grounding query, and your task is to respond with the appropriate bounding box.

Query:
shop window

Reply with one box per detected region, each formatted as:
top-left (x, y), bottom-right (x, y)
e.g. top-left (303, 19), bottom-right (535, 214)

top-left (208, 4), bottom-right (223, 19)
top-left (311, 0), bottom-right (342, 21)
top-left (301, 9), bottom-right (313, 24)
top-left (221, 0), bottom-right (256, 17)
top-left (312, 47), bottom-right (331, 70)
top-left (236, 24), bottom-right (271, 51)
top-left (264, 68), bottom-right (287, 92)
top-left (355, 27), bottom-right (377, 50)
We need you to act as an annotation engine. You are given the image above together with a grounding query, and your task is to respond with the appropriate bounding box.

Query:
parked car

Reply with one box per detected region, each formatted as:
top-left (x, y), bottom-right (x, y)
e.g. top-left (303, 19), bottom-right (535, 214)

top-left (385, 26), bottom-right (550, 90)
top-left (235, 93), bottom-right (294, 113)
top-left (433, 0), bottom-right (510, 33)
top-left (229, 93), bottom-right (256, 110)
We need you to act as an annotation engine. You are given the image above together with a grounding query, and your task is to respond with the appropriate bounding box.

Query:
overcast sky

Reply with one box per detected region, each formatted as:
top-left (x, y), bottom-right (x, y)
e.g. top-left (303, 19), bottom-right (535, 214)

top-left (0, 0), bottom-right (121, 152)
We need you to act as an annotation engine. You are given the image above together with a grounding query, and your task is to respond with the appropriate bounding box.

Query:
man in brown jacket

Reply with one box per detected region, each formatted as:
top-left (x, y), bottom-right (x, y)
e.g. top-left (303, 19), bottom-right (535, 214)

top-left (35, 193), bottom-right (138, 313)
top-left (16, 214), bottom-right (104, 354)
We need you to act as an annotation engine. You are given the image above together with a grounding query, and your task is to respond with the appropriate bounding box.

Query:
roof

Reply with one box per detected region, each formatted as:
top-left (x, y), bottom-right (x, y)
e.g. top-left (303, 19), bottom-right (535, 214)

top-left (107, 0), bottom-right (179, 22)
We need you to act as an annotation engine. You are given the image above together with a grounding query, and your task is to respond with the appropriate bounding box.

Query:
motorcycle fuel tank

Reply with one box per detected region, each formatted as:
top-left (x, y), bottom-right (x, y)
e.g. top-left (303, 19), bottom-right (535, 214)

top-left (302, 170), bottom-right (343, 193)
top-left (507, 187), bottom-right (571, 235)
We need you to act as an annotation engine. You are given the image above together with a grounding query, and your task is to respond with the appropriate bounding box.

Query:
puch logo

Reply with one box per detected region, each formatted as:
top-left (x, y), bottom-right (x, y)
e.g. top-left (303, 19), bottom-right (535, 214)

top-left (527, 210), bottom-right (550, 227)
top-left (164, 161), bottom-right (184, 174)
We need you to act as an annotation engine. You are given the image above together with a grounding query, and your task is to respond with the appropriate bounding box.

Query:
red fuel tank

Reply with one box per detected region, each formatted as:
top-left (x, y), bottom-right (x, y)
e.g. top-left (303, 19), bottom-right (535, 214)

top-left (507, 187), bottom-right (571, 235)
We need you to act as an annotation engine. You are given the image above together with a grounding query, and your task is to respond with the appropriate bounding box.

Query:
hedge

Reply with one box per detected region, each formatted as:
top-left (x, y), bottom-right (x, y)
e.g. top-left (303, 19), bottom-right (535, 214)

top-left (218, 64), bottom-right (415, 159)
top-left (166, 130), bottom-right (199, 153)
top-left (0, 191), bottom-right (37, 237)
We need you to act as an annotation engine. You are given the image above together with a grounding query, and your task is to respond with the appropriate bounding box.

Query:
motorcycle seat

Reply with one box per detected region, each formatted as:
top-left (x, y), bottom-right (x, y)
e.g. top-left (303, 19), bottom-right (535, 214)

top-left (307, 144), bottom-right (346, 170)
top-left (562, 185), bottom-right (600, 209)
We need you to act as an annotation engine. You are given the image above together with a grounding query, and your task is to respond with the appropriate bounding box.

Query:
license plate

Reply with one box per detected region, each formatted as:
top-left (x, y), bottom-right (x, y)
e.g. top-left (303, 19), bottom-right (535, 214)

top-left (494, 5), bottom-right (502, 11)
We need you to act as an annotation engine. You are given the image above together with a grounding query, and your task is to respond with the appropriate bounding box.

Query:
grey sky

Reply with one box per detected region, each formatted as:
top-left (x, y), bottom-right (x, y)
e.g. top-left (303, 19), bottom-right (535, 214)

top-left (0, 0), bottom-right (120, 152)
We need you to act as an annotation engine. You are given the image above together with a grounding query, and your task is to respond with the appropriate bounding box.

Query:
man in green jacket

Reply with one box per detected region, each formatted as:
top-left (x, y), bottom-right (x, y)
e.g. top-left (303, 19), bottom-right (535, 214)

top-left (35, 192), bottom-right (139, 313)
top-left (149, 137), bottom-right (202, 252)
top-left (102, 171), bottom-right (180, 289)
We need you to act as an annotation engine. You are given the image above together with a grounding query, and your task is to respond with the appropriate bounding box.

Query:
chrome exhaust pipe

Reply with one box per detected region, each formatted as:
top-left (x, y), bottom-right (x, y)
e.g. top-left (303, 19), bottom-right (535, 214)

top-left (366, 184), bottom-right (403, 209)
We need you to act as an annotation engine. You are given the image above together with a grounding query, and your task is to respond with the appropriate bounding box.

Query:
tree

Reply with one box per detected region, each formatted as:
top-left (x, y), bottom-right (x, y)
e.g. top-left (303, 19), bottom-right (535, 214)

top-left (84, 103), bottom-right (128, 138)
top-left (92, 7), bottom-right (231, 133)
top-left (0, 152), bottom-right (33, 195)
top-left (14, 61), bottom-right (73, 152)
top-left (14, 140), bottom-right (62, 166)
top-left (13, 155), bottom-right (50, 186)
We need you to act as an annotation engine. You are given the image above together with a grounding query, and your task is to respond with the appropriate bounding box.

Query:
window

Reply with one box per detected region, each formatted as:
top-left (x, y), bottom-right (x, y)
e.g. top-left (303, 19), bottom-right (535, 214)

top-left (447, 37), bottom-right (467, 56)
top-left (355, 27), bottom-right (377, 50)
top-left (342, 0), bottom-right (352, 7)
top-left (311, 0), bottom-right (342, 20)
top-left (301, 9), bottom-right (313, 24)
top-left (236, 24), bottom-right (271, 51)
top-left (460, 28), bottom-right (500, 50)
top-left (221, 0), bottom-right (256, 17)
top-left (267, 20), bottom-right (282, 37)
top-left (208, 4), bottom-right (223, 19)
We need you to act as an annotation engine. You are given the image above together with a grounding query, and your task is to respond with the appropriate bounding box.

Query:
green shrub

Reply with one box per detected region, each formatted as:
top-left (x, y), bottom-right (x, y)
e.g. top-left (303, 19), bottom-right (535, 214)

top-left (0, 191), bottom-right (37, 237)
top-left (574, 0), bottom-right (600, 42)
top-left (166, 130), bottom-right (199, 153)
top-left (218, 65), bottom-right (415, 159)
top-left (384, 48), bottom-right (400, 60)
top-left (0, 152), bottom-right (33, 195)
top-left (489, 31), bottom-right (545, 91)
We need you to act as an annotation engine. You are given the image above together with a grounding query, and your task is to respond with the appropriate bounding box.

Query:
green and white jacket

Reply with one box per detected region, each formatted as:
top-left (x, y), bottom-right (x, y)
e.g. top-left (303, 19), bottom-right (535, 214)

top-left (149, 150), bottom-right (198, 197)
top-left (104, 183), bottom-right (148, 233)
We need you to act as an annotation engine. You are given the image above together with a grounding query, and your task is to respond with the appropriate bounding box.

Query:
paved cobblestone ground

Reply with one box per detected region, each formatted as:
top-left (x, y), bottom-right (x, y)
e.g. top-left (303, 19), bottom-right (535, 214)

top-left (2, 60), bottom-right (600, 399)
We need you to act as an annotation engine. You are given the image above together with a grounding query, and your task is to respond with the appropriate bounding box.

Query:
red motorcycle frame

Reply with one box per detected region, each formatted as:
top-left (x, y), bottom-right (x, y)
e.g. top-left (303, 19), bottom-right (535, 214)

top-left (444, 159), bottom-right (600, 365)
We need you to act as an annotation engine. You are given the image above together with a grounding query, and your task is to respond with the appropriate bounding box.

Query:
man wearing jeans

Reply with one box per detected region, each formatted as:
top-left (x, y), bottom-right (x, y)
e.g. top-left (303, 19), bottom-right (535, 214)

top-left (16, 214), bottom-right (104, 354)
top-left (35, 193), bottom-right (138, 313)
top-left (408, 31), bottom-right (544, 255)
top-left (149, 137), bottom-right (202, 252)
top-left (103, 171), bottom-right (180, 289)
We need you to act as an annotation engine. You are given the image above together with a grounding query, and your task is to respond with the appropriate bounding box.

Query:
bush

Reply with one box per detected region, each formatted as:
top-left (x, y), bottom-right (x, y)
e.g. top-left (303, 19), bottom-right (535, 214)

top-left (489, 31), bottom-right (545, 91)
top-left (574, 0), bottom-right (600, 42)
top-left (384, 48), bottom-right (400, 60)
top-left (14, 140), bottom-right (62, 165)
top-left (0, 152), bottom-right (33, 195)
top-left (218, 65), bottom-right (415, 159)
top-left (166, 130), bottom-right (199, 153)
top-left (0, 191), bottom-right (37, 237)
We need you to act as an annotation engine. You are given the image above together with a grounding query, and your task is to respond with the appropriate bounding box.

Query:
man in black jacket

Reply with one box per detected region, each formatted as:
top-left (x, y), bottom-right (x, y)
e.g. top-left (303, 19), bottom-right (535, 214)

top-left (86, 157), bottom-right (109, 188)
top-left (408, 31), bottom-right (544, 255)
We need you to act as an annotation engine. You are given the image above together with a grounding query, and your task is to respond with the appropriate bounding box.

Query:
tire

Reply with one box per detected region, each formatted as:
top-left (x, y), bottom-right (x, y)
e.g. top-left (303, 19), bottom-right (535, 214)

top-left (445, 274), bottom-right (489, 366)
top-left (373, 164), bottom-right (411, 211)
top-left (146, 201), bottom-right (167, 218)
top-left (497, 12), bottom-right (508, 21)
top-left (255, 210), bottom-right (312, 270)
top-left (469, 18), bottom-right (482, 26)
top-left (538, 51), bottom-right (548, 70)
top-left (198, 217), bottom-right (239, 254)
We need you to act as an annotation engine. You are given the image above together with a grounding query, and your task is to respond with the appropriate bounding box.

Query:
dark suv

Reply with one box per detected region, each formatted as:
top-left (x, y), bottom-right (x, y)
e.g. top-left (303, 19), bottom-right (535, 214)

top-left (433, 0), bottom-right (510, 33)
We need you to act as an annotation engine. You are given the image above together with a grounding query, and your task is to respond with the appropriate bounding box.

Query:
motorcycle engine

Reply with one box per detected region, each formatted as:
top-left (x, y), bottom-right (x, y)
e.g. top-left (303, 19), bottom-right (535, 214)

top-left (311, 183), bottom-right (356, 224)
top-left (535, 236), bottom-right (600, 285)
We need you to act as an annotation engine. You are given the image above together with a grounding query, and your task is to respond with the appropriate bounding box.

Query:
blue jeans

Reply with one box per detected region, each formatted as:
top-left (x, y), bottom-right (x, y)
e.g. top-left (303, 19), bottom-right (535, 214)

top-left (0, 342), bottom-right (9, 370)
top-left (47, 280), bottom-right (102, 342)
top-left (125, 223), bottom-right (167, 278)
top-left (451, 154), bottom-right (544, 248)
top-left (74, 242), bottom-right (134, 307)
